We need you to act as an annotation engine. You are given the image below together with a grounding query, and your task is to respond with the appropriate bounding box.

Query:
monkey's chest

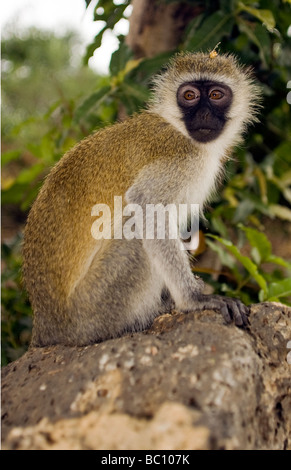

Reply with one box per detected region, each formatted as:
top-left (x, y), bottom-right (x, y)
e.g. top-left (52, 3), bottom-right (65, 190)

top-left (179, 154), bottom-right (222, 208)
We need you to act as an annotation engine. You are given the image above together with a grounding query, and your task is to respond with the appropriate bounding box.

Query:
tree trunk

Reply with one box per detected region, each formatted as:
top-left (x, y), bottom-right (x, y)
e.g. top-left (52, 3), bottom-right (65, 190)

top-left (126, 0), bottom-right (203, 58)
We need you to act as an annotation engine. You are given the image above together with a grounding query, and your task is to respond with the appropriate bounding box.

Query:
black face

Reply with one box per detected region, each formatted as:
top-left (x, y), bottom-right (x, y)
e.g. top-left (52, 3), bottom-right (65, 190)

top-left (177, 80), bottom-right (233, 143)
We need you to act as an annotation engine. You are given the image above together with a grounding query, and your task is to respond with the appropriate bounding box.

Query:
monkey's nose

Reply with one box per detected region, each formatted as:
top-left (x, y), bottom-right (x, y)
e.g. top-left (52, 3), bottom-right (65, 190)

top-left (200, 110), bottom-right (211, 121)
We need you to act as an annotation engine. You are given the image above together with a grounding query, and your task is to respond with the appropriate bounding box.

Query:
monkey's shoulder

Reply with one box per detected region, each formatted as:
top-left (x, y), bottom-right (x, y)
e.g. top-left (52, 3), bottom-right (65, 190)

top-left (61, 111), bottom-right (193, 166)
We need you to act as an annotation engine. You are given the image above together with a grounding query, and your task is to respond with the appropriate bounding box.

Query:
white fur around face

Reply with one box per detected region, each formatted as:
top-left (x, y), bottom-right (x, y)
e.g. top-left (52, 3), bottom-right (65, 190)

top-left (150, 53), bottom-right (260, 162)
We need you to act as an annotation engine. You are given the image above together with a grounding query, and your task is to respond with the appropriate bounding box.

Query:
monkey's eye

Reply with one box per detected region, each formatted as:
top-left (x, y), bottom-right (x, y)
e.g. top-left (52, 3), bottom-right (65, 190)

top-left (184, 90), bottom-right (198, 101)
top-left (209, 90), bottom-right (224, 100)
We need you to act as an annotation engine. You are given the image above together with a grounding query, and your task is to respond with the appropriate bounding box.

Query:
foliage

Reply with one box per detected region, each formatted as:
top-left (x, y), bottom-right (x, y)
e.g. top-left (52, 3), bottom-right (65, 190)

top-left (205, 226), bottom-right (291, 305)
top-left (1, 28), bottom-right (111, 211)
top-left (1, 235), bottom-right (32, 365)
top-left (83, 0), bottom-right (132, 65)
top-left (1, 1), bottom-right (291, 363)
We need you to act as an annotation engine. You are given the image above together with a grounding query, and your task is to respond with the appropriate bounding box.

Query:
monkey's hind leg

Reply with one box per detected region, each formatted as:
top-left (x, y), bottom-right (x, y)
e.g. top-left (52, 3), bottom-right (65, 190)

top-left (67, 238), bottom-right (169, 345)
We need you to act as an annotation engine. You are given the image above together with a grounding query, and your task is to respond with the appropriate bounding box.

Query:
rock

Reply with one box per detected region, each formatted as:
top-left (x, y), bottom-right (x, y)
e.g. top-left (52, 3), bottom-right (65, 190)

top-left (1, 302), bottom-right (291, 450)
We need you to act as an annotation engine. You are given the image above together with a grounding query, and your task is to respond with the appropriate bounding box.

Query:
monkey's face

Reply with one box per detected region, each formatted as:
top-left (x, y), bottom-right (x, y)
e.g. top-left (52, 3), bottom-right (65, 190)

top-left (177, 80), bottom-right (233, 143)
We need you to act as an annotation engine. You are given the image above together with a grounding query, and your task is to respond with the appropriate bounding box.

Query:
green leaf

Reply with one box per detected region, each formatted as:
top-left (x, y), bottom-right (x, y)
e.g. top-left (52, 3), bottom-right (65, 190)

top-left (274, 142), bottom-right (291, 165)
top-left (210, 216), bottom-right (228, 238)
top-left (184, 14), bottom-right (204, 47)
top-left (233, 199), bottom-right (255, 223)
top-left (235, 190), bottom-right (270, 217)
top-left (267, 279), bottom-right (291, 300)
top-left (2, 183), bottom-right (31, 205)
top-left (269, 205), bottom-right (291, 222)
top-left (74, 86), bottom-right (111, 122)
top-left (105, 4), bottom-right (129, 29)
top-left (237, 19), bottom-right (271, 66)
top-left (3, 179), bottom-right (39, 209)
top-left (15, 163), bottom-right (44, 185)
top-left (26, 135), bottom-right (56, 163)
top-left (208, 234), bottom-right (268, 295)
top-left (83, 27), bottom-right (107, 64)
top-left (238, 225), bottom-right (271, 264)
top-left (267, 255), bottom-right (291, 270)
top-left (134, 52), bottom-right (174, 80)
top-left (109, 42), bottom-right (133, 76)
top-left (206, 239), bottom-right (243, 281)
top-left (237, 3), bottom-right (276, 31)
top-left (258, 289), bottom-right (266, 302)
top-left (186, 11), bottom-right (234, 51)
top-left (120, 80), bottom-right (150, 103)
top-left (20, 183), bottom-right (43, 211)
top-left (1, 150), bottom-right (21, 166)
top-left (219, 0), bottom-right (237, 14)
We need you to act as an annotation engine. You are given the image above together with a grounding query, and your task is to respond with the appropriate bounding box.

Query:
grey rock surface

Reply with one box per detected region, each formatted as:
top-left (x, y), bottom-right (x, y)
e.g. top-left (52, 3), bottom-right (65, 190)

top-left (1, 302), bottom-right (291, 450)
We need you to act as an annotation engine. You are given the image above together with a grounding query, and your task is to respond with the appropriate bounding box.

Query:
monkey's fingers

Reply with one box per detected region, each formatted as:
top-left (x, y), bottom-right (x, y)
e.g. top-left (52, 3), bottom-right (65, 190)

top-left (213, 295), bottom-right (250, 327)
top-left (225, 298), bottom-right (249, 327)
top-left (194, 294), bottom-right (249, 327)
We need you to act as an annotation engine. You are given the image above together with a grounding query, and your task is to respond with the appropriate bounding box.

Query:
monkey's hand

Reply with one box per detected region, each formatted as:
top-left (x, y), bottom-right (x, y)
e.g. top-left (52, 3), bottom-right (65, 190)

top-left (190, 294), bottom-right (250, 327)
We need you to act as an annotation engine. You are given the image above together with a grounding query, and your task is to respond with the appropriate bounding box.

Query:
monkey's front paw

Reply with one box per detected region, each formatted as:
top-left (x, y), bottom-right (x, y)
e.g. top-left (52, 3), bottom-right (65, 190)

top-left (194, 294), bottom-right (250, 327)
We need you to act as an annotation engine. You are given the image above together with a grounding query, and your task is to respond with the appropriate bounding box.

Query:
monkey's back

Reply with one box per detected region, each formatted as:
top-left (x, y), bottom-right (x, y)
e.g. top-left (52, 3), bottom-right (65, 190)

top-left (22, 111), bottom-right (193, 328)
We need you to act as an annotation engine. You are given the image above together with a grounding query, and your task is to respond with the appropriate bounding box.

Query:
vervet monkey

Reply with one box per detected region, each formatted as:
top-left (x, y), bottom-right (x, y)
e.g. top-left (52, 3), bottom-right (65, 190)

top-left (23, 52), bottom-right (261, 346)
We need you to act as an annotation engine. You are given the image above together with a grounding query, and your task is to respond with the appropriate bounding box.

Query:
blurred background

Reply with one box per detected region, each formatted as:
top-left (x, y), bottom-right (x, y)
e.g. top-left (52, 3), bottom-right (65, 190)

top-left (2, 0), bottom-right (291, 364)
